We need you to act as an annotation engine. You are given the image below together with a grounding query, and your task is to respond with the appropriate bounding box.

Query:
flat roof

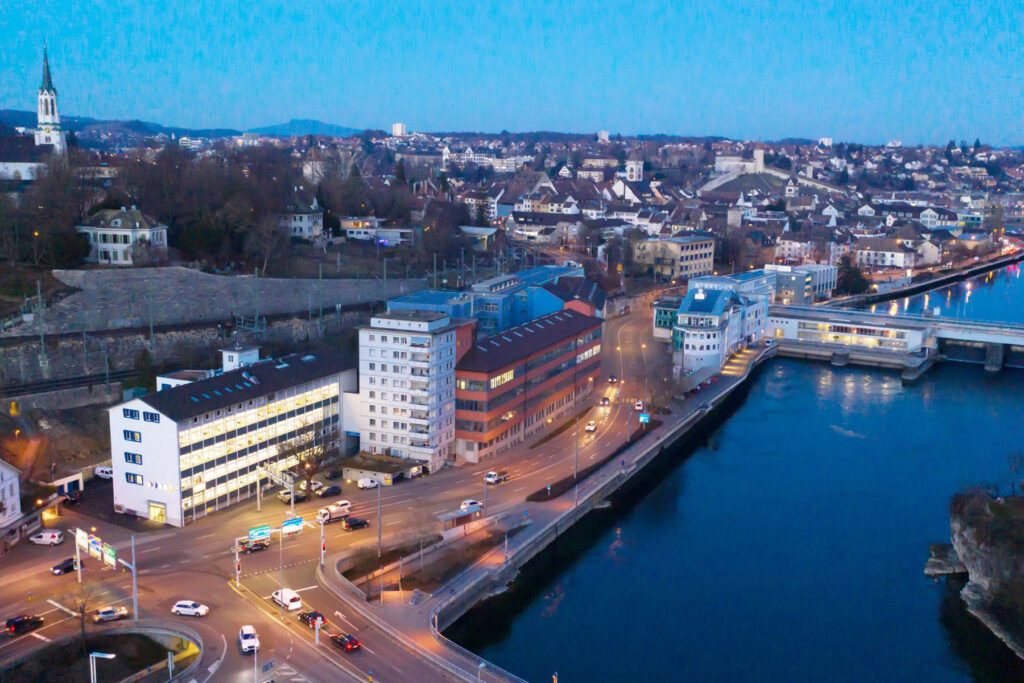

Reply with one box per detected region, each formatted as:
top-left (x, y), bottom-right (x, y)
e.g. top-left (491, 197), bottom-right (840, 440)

top-left (373, 309), bottom-right (450, 322)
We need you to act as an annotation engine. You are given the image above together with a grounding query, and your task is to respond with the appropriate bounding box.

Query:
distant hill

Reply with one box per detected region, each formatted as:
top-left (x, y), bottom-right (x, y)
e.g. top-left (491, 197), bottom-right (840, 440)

top-left (0, 109), bottom-right (240, 139)
top-left (248, 119), bottom-right (361, 137)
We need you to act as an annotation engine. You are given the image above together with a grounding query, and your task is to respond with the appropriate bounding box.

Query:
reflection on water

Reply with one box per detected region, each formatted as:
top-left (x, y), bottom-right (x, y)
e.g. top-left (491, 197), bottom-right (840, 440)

top-left (890, 264), bottom-right (1024, 323)
top-left (938, 576), bottom-right (1024, 682)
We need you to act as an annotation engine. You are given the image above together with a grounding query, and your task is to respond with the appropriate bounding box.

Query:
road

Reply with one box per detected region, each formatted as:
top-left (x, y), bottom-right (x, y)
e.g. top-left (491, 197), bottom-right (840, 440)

top-left (0, 304), bottom-right (661, 682)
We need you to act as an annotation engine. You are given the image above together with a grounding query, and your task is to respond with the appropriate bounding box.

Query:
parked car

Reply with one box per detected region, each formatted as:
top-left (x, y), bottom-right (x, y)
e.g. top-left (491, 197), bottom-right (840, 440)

top-left (297, 610), bottom-right (325, 628)
top-left (271, 588), bottom-right (302, 611)
top-left (485, 471), bottom-right (509, 485)
top-left (51, 558), bottom-right (77, 575)
top-left (171, 601), bottom-right (209, 617)
top-left (460, 499), bottom-right (482, 512)
top-left (585, 420), bottom-right (597, 432)
top-left (93, 466), bottom-right (114, 480)
top-left (241, 539), bottom-right (268, 553)
top-left (29, 530), bottom-right (63, 546)
top-left (357, 478), bottom-right (379, 490)
top-left (316, 484), bottom-right (341, 498)
top-left (6, 615), bottom-right (44, 635)
top-left (330, 633), bottom-right (361, 652)
top-left (277, 489), bottom-right (309, 504)
top-left (765, 338), bottom-right (776, 347)
top-left (341, 517), bottom-right (369, 531)
top-left (93, 606), bottom-right (129, 623)
top-left (61, 490), bottom-right (83, 505)
top-left (298, 480), bottom-right (324, 493)
top-left (239, 625), bottom-right (260, 653)
top-left (324, 469), bottom-right (342, 480)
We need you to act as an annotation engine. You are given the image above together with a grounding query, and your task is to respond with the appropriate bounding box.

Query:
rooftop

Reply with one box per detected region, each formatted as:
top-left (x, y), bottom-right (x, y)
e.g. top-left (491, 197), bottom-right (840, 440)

top-left (135, 353), bottom-right (354, 422)
top-left (457, 308), bottom-right (602, 374)
top-left (373, 309), bottom-right (450, 323)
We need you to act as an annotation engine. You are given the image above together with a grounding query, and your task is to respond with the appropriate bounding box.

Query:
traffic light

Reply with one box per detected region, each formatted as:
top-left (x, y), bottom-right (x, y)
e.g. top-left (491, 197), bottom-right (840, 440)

top-left (236, 560), bottom-right (241, 573)
top-left (321, 540), bottom-right (326, 552)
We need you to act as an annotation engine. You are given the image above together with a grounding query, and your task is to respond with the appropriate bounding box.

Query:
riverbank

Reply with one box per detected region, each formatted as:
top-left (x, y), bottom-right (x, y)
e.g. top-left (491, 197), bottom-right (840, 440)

top-left (829, 249), bottom-right (1024, 309)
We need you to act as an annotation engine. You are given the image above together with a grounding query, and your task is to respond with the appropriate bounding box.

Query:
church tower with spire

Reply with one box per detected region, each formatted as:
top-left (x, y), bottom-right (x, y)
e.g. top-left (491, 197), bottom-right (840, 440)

top-left (34, 46), bottom-right (66, 155)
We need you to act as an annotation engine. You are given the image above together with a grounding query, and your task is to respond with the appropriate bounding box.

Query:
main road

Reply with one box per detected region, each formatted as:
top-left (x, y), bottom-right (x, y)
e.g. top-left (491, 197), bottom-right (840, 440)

top-left (0, 299), bottom-right (663, 682)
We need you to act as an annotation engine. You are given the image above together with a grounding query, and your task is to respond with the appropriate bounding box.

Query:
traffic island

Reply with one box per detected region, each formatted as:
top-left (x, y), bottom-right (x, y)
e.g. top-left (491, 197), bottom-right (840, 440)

top-left (0, 632), bottom-right (188, 682)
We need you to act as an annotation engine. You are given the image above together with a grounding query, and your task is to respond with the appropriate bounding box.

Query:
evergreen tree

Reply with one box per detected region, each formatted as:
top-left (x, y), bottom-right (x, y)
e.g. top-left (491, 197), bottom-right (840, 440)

top-left (395, 160), bottom-right (407, 186)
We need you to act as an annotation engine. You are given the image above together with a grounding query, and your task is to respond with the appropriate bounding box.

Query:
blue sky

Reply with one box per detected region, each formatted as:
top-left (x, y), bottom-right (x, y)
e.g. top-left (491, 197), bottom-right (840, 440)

top-left (1, 1), bottom-right (1021, 144)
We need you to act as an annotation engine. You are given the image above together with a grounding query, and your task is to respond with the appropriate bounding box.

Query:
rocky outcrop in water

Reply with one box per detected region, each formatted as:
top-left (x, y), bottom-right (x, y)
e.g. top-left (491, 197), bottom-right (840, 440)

top-left (949, 491), bottom-right (1024, 660)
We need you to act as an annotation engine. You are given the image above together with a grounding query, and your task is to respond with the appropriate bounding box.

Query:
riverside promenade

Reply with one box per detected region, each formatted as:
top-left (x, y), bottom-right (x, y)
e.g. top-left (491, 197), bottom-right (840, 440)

top-left (317, 344), bottom-right (775, 682)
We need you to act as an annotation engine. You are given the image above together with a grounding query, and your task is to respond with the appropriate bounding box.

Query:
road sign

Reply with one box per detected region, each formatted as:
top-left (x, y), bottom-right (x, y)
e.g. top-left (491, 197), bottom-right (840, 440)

top-left (249, 524), bottom-right (271, 541)
top-left (102, 542), bottom-right (116, 568)
top-left (262, 659), bottom-right (275, 673)
top-left (638, 413), bottom-right (650, 424)
top-left (88, 534), bottom-right (102, 560)
top-left (75, 528), bottom-right (89, 551)
top-left (281, 517), bottom-right (303, 535)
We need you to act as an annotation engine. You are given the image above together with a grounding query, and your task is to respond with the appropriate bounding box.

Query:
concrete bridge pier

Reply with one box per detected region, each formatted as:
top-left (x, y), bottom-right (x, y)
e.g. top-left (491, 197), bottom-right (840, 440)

top-left (984, 343), bottom-right (1006, 372)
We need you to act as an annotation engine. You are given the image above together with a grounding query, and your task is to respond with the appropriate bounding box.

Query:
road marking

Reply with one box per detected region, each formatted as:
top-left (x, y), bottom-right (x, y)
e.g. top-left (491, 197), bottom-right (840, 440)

top-left (360, 643), bottom-right (376, 655)
top-left (385, 520), bottom-right (401, 526)
top-left (333, 611), bottom-right (356, 628)
top-left (197, 533), bottom-right (217, 540)
top-left (140, 546), bottom-right (161, 554)
top-left (46, 599), bottom-right (75, 617)
top-left (512, 486), bottom-right (527, 492)
top-left (294, 585), bottom-right (318, 592)
top-left (29, 632), bottom-right (50, 642)
top-left (431, 509), bottom-right (446, 514)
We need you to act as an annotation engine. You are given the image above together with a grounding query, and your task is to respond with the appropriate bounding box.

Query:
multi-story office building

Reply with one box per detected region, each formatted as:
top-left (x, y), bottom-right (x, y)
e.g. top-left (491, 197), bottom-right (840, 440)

top-left (454, 309), bottom-right (603, 462)
top-left (672, 288), bottom-right (767, 375)
top-left (764, 264), bottom-right (838, 304)
top-left (109, 354), bottom-right (355, 527)
top-left (631, 235), bottom-right (716, 281)
top-left (346, 310), bottom-right (475, 473)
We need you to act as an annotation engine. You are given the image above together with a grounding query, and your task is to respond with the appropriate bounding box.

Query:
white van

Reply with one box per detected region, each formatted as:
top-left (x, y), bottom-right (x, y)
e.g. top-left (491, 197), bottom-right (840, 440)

top-left (271, 588), bottom-right (302, 611)
top-left (94, 466), bottom-right (114, 480)
top-left (357, 478), bottom-right (378, 490)
top-left (30, 530), bottom-right (64, 546)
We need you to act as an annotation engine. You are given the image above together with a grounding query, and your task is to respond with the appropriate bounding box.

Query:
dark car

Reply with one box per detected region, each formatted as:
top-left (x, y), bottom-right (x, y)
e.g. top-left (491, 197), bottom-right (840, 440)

top-left (297, 610), bottom-right (325, 628)
top-left (330, 633), bottom-right (361, 652)
top-left (324, 469), bottom-right (342, 481)
top-left (607, 374), bottom-right (617, 384)
top-left (6, 615), bottom-right (44, 635)
top-left (341, 517), bottom-right (369, 531)
top-left (277, 489), bottom-right (309, 504)
top-left (241, 539), bottom-right (269, 554)
top-left (51, 558), bottom-right (77, 575)
top-left (317, 485), bottom-right (342, 498)
top-left (599, 397), bottom-right (610, 406)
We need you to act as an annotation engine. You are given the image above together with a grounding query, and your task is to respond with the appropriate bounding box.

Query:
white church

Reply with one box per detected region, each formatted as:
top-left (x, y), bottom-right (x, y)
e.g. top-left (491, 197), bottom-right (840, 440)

top-left (0, 47), bottom-right (67, 181)
top-left (34, 46), bottom-right (67, 154)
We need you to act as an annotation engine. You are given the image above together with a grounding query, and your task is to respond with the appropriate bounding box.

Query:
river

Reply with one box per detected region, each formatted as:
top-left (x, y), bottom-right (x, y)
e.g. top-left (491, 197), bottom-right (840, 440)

top-left (449, 264), bottom-right (1024, 682)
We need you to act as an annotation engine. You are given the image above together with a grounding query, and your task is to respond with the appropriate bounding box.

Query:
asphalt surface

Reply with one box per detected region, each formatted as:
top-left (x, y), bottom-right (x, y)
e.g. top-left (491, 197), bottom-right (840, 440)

top-left (0, 304), bottom-right (662, 682)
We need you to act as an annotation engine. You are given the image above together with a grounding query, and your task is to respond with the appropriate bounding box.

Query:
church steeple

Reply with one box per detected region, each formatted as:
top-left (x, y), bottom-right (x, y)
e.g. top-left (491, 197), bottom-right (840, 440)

top-left (41, 46), bottom-right (56, 94)
top-left (35, 45), bottom-right (66, 155)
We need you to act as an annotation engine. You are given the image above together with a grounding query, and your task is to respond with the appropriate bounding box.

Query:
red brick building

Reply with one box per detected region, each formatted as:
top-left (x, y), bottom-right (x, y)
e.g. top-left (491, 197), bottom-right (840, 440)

top-left (453, 309), bottom-right (602, 462)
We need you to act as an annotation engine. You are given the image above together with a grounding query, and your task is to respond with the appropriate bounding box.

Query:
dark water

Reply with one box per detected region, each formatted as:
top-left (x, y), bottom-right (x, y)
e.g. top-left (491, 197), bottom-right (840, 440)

top-left (450, 266), bottom-right (1024, 682)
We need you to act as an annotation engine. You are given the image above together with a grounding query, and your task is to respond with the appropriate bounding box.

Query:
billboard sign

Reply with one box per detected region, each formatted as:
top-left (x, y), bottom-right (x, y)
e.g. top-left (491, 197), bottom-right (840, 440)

top-left (249, 524), bottom-right (271, 541)
top-left (281, 517), bottom-right (304, 535)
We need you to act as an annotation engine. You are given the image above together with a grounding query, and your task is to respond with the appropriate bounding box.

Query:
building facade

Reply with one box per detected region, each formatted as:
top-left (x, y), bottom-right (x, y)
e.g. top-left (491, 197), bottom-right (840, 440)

top-left (76, 207), bottom-right (169, 265)
top-left (109, 354), bottom-right (355, 527)
top-left (453, 309), bottom-right (603, 462)
top-left (34, 47), bottom-right (66, 154)
top-left (0, 460), bottom-right (21, 532)
top-left (348, 311), bottom-right (473, 473)
top-left (631, 235), bottom-right (715, 281)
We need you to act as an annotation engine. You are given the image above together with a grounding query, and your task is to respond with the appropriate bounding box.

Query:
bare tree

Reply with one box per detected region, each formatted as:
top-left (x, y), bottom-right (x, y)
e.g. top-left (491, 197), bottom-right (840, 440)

top-left (276, 424), bottom-right (337, 491)
top-left (244, 215), bottom-right (291, 275)
top-left (66, 582), bottom-right (103, 655)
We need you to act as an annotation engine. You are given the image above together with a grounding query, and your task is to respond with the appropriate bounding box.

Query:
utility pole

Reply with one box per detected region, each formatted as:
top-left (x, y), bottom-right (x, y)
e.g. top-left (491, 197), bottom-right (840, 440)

top-left (377, 483), bottom-right (382, 558)
top-left (75, 533), bottom-right (82, 584)
top-left (234, 542), bottom-right (241, 587)
top-left (433, 253), bottom-right (438, 289)
top-left (319, 519), bottom-right (326, 568)
top-left (131, 535), bottom-right (138, 622)
top-left (574, 417), bottom-right (580, 508)
top-left (279, 527), bottom-right (285, 618)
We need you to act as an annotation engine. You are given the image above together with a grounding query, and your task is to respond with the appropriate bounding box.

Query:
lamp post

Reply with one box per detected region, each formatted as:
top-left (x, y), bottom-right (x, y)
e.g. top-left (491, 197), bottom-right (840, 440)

top-left (573, 416), bottom-right (579, 508)
top-left (89, 652), bottom-right (116, 683)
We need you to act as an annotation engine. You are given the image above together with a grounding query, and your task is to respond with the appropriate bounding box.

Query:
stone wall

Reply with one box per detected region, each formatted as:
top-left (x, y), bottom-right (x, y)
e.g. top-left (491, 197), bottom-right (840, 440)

top-left (0, 310), bottom-right (365, 387)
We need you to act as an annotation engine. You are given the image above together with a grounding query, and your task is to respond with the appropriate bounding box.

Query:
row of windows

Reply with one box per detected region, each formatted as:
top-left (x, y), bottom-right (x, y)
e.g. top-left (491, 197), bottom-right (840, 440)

top-left (123, 408), bottom-right (160, 423)
top-left (179, 393), bottom-right (337, 451)
top-left (180, 409), bottom-right (334, 471)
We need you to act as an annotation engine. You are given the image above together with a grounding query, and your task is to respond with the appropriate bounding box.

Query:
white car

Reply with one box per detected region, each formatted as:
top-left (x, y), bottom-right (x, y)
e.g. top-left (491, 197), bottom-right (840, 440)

top-left (357, 478), bottom-right (379, 490)
top-left (271, 588), bottom-right (302, 611)
top-left (298, 480), bottom-right (324, 492)
top-left (29, 530), bottom-right (64, 546)
top-left (239, 625), bottom-right (260, 653)
top-left (634, 401), bottom-right (644, 411)
top-left (94, 466), bottom-right (114, 480)
top-left (460, 499), bottom-right (482, 512)
top-left (585, 420), bottom-right (597, 433)
top-left (93, 606), bottom-right (129, 623)
top-left (171, 600), bottom-right (209, 617)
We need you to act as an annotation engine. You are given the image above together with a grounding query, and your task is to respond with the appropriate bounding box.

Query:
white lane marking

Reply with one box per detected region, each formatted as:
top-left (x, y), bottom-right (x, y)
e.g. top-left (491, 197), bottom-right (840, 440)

top-left (333, 611), bottom-right (356, 628)
top-left (140, 547), bottom-right (161, 554)
top-left (197, 533), bottom-right (217, 539)
top-left (431, 509), bottom-right (446, 514)
top-left (29, 632), bottom-right (50, 642)
top-left (294, 585), bottom-right (318, 592)
top-left (385, 520), bottom-right (401, 526)
top-left (512, 486), bottom-right (527, 492)
top-left (46, 599), bottom-right (75, 617)
top-left (360, 643), bottom-right (376, 655)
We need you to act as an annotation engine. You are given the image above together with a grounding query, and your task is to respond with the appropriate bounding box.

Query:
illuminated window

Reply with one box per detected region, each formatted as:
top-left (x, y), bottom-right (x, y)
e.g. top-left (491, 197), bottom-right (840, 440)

top-left (489, 369), bottom-right (515, 390)
top-left (125, 473), bottom-right (144, 485)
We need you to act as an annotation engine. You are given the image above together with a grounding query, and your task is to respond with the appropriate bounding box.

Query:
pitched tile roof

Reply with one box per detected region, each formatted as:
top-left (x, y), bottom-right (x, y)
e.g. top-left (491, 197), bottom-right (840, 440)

top-left (456, 309), bottom-right (602, 374)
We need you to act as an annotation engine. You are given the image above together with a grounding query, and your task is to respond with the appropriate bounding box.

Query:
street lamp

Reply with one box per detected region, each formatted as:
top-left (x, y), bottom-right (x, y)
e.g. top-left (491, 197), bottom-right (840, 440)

top-left (89, 652), bottom-right (116, 683)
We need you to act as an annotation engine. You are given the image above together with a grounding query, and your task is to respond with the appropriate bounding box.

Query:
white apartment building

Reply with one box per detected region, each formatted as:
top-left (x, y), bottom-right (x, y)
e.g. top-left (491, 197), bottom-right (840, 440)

top-left (392, 122), bottom-right (407, 137)
top-left (109, 354), bottom-right (356, 527)
top-left (0, 460), bottom-right (21, 531)
top-left (76, 207), bottom-right (169, 265)
top-left (346, 311), bottom-right (469, 473)
top-left (673, 288), bottom-right (768, 375)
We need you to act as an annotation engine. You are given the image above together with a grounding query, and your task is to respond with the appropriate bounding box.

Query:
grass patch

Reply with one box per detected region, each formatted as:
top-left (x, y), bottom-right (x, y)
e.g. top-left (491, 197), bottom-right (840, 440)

top-left (342, 537), bottom-right (441, 581)
top-left (392, 527), bottom-right (525, 595)
top-left (529, 406), bottom-right (594, 449)
top-left (527, 420), bottom-right (662, 501)
top-left (2, 633), bottom-right (169, 682)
